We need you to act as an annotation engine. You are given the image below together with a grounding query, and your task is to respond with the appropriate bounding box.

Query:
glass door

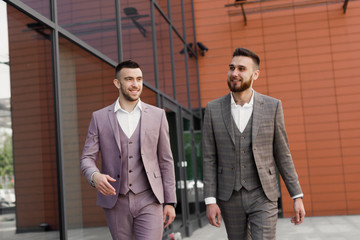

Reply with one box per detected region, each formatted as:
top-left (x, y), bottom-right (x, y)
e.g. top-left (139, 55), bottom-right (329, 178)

top-left (162, 99), bottom-right (187, 238)
top-left (181, 111), bottom-right (199, 235)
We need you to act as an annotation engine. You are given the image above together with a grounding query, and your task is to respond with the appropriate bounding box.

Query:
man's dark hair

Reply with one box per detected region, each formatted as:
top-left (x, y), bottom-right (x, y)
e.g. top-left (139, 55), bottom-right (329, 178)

top-left (115, 60), bottom-right (140, 79)
top-left (233, 47), bottom-right (260, 69)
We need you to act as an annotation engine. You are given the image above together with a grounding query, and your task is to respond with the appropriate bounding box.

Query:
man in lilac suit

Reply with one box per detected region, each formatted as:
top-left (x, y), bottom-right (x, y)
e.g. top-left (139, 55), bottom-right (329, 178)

top-left (80, 60), bottom-right (177, 240)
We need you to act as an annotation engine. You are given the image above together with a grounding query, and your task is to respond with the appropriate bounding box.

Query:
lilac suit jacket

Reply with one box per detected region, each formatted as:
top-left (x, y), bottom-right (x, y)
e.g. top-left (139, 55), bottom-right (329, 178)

top-left (80, 101), bottom-right (177, 209)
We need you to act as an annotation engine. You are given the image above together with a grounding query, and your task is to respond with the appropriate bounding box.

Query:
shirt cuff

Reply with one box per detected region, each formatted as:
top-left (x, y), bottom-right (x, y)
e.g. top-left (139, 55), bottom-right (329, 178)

top-left (205, 197), bottom-right (217, 205)
top-left (90, 171), bottom-right (99, 187)
top-left (292, 193), bottom-right (304, 199)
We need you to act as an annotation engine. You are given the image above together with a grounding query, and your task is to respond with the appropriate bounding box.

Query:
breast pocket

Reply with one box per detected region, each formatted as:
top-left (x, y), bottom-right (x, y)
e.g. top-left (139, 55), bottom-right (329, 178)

top-left (258, 121), bottom-right (274, 140)
top-left (145, 129), bottom-right (159, 143)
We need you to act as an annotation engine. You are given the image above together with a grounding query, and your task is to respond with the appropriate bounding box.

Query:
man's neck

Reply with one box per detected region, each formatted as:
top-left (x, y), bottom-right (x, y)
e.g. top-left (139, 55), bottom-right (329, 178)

top-left (232, 88), bottom-right (253, 106)
top-left (118, 96), bottom-right (138, 113)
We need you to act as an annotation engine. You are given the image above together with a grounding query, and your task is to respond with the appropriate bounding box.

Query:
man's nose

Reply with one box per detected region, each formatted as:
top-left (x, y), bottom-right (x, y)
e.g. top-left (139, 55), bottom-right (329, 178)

top-left (132, 80), bottom-right (139, 88)
top-left (231, 69), bottom-right (239, 76)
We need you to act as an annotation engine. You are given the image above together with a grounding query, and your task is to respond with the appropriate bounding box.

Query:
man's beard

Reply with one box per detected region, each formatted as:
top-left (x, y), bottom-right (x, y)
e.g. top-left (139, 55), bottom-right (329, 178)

top-left (120, 85), bottom-right (142, 102)
top-left (227, 75), bottom-right (253, 92)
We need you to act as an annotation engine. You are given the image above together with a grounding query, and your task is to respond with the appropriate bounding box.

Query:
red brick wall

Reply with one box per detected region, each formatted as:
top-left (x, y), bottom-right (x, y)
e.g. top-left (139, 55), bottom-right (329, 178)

top-left (195, 0), bottom-right (360, 217)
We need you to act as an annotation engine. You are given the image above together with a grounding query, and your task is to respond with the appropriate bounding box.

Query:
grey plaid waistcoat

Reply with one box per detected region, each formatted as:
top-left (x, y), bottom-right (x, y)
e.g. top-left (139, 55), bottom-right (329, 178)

top-left (233, 114), bottom-right (261, 191)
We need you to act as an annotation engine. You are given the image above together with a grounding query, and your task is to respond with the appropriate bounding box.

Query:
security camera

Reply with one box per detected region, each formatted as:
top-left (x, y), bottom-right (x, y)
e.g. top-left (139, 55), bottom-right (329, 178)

top-left (197, 42), bottom-right (208, 56)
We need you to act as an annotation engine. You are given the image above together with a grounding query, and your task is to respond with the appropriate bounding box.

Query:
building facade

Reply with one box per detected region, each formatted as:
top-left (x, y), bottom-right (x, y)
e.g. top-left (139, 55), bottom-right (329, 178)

top-left (194, 0), bottom-right (360, 217)
top-left (1, 0), bottom-right (360, 239)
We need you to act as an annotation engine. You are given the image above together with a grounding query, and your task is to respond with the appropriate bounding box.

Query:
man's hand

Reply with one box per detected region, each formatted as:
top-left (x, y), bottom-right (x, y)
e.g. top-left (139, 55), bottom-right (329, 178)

top-left (291, 198), bottom-right (305, 225)
top-left (92, 172), bottom-right (116, 196)
top-left (163, 205), bottom-right (176, 228)
top-left (206, 203), bottom-right (222, 227)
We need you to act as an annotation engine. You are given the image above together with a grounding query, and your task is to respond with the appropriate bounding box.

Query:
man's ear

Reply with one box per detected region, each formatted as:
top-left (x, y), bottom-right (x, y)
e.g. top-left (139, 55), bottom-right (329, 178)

top-left (253, 69), bottom-right (260, 81)
top-left (113, 79), bottom-right (120, 89)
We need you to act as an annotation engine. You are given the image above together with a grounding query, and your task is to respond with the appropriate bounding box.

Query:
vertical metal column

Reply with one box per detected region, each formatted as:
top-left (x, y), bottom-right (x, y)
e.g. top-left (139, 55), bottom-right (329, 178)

top-left (191, 0), bottom-right (202, 115)
top-left (168, 0), bottom-right (177, 101)
top-left (115, 0), bottom-right (123, 62)
top-left (50, 0), bottom-right (67, 239)
top-left (180, 0), bottom-right (191, 110)
top-left (150, 0), bottom-right (161, 106)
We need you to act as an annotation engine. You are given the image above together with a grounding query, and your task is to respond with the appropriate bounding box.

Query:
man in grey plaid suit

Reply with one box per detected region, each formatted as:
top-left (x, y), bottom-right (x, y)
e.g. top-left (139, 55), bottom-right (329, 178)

top-left (203, 47), bottom-right (305, 240)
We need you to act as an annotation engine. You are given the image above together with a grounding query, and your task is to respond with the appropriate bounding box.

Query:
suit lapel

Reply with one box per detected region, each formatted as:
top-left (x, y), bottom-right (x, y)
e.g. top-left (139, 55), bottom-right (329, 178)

top-left (252, 91), bottom-right (264, 143)
top-left (222, 93), bottom-right (235, 145)
top-left (140, 102), bottom-right (149, 148)
top-left (107, 102), bottom-right (122, 152)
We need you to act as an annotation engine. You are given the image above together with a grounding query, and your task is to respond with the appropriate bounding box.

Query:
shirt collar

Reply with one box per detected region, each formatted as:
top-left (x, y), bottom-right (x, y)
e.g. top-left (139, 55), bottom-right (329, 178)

top-left (230, 90), bottom-right (254, 108)
top-left (114, 98), bottom-right (142, 113)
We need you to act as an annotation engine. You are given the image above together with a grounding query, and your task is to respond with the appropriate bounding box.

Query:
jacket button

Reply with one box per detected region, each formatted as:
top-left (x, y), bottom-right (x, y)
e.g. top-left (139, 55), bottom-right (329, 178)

top-left (129, 184), bottom-right (132, 187)
top-left (129, 170), bottom-right (133, 173)
top-left (129, 156), bottom-right (133, 159)
top-left (117, 174), bottom-right (120, 178)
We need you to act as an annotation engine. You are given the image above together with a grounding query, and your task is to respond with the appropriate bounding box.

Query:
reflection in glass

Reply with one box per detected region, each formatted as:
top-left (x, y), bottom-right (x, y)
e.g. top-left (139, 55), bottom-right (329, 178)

top-left (173, 33), bottom-right (188, 108)
top-left (193, 116), bottom-right (205, 214)
top-left (183, 0), bottom-right (200, 110)
top-left (155, 8), bottom-right (173, 98)
top-left (154, 0), bottom-right (168, 17)
top-left (170, 0), bottom-right (183, 37)
top-left (18, 0), bottom-right (50, 18)
top-left (183, 118), bottom-right (197, 218)
top-left (3, 5), bottom-right (59, 239)
top-left (121, 0), bottom-right (155, 87)
top-left (165, 109), bottom-right (184, 231)
top-left (59, 36), bottom-right (116, 238)
top-left (57, 0), bottom-right (118, 62)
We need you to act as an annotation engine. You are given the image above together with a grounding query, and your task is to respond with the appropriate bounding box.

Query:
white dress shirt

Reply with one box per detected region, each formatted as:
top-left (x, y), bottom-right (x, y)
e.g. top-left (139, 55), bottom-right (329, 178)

top-left (205, 91), bottom-right (303, 205)
top-left (231, 91), bottom-right (254, 133)
top-left (114, 98), bottom-right (142, 138)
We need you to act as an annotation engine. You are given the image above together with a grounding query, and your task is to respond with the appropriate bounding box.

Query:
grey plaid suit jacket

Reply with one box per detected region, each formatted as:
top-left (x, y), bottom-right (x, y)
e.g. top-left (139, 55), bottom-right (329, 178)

top-left (203, 91), bottom-right (302, 202)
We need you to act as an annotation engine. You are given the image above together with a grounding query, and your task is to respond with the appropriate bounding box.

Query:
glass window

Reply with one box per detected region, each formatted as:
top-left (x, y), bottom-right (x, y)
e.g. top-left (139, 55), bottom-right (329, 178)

top-left (155, 0), bottom-right (168, 17)
top-left (121, 0), bottom-right (155, 87)
top-left (2, 5), bottom-right (59, 238)
top-left (183, 0), bottom-right (195, 49)
top-left (18, 0), bottom-right (50, 18)
top-left (59, 36), bottom-right (116, 238)
top-left (193, 116), bottom-right (204, 214)
top-left (187, 57), bottom-right (199, 110)
top-left (57, 0), bottom-right (118, 62)
top-left (172, 33), bottom-right (188, 108)
top-left (170, 0), bottom-right (183, 37)
top-left (155, 8), bottom-right (173, 98)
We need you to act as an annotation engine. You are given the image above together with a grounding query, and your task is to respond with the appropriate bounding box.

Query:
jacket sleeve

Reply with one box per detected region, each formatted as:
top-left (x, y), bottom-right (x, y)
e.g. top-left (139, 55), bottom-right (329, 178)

top-left (80, 112), bottom-right (101, 185)
top-left (202, 104), bottom-right (218, 199)
top-left (157, 110), bottom-right (177, 204)
top-left (273, 100), bottom-right (303, 197)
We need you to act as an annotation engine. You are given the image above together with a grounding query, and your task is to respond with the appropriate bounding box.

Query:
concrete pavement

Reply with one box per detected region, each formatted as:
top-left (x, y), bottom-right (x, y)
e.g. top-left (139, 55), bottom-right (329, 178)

top-left (2, 213), bottom-right (360, 239)
top-left (182, 215), bottom-right (360, 240)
